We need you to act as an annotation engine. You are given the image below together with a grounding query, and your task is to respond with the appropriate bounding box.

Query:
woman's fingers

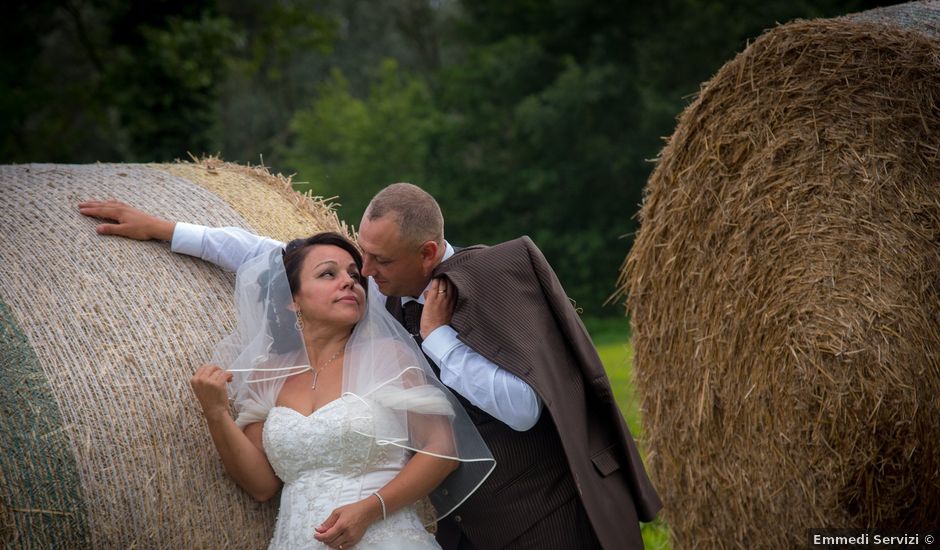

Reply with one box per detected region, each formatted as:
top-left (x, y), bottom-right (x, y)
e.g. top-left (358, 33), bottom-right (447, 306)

top-left (190, 365), bottom-right (232, 395)
top-left (314, 510), bottom-right (343, 546)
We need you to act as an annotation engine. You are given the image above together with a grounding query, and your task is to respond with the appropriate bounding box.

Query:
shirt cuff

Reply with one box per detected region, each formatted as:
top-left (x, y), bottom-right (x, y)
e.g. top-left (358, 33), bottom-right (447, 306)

top-left (170, 222), bottom-right (206, 257)
top-left (421, 325), bottom-right (461, 366)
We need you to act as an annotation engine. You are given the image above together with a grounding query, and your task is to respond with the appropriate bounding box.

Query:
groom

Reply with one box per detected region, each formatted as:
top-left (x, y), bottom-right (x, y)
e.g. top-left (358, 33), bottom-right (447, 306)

top-left (79, 183), bottom-right (660, 549)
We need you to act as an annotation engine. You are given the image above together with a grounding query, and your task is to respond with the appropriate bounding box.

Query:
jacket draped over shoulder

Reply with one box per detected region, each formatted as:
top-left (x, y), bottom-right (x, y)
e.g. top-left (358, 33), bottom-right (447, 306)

top-left (435, 236), bottom-right (661, 549)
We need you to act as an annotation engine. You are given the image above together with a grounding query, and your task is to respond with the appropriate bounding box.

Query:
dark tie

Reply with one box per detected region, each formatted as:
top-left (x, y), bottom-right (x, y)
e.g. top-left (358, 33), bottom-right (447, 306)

top-left (402, 300), bottom-right (423, 344)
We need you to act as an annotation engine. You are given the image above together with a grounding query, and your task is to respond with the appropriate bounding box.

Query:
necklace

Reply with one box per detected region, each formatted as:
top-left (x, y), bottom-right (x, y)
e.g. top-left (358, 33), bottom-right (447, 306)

top-left (310, 348), bottom-right (343, 390)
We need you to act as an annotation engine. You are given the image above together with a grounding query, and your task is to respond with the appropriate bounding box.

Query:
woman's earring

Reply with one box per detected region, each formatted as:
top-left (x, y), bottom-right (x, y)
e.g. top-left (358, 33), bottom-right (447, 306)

top-left (294, 310), bottom-right (304, 331)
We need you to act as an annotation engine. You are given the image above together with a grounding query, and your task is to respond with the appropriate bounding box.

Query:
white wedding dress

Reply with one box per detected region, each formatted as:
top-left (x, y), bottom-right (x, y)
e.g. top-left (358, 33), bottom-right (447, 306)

top-left (263, 397), bottom-right (441, 550)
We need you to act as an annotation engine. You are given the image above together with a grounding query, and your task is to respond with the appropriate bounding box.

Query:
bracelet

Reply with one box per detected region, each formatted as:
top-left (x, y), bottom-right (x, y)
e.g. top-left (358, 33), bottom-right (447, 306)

top-left (373, 491), bottom-right (387, 521)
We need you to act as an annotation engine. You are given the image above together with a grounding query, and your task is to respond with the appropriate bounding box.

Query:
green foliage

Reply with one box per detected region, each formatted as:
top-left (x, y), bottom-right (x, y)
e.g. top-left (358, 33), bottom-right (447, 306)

top-left (3, 0), bottom-right (900, 312)
top-left (107, 14), bottom-right (234, 161)
top-left (286, 60), bottom-right (439, 222)
top-left (0, 1), bottom-right (231, 162)
top-left (213, 0), bottom-right (335, 163)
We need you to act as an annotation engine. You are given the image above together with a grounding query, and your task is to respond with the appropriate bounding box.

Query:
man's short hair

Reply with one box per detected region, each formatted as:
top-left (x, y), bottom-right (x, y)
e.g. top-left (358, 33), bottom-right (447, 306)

top-left (365, 183), bottom-right (444, 246)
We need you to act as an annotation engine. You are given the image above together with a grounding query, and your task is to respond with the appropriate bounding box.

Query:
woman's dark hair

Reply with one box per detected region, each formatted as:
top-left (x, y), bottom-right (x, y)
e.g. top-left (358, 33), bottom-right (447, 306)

top-left (282, 232), bottom-right (364, 295)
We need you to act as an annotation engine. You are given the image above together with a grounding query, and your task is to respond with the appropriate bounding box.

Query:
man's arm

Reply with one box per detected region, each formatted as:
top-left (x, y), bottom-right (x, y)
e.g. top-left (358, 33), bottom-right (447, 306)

top-left (420, 278), bottom-right (543, 431)
top-left (79, 200), bottom-right (283, 272)
top-left (172, 223), bottom-right (284, 272)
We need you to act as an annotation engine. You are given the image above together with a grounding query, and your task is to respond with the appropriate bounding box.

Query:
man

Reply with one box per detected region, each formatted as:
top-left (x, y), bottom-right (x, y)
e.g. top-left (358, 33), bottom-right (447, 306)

top-left (79, 183), bottom-right (660, 549)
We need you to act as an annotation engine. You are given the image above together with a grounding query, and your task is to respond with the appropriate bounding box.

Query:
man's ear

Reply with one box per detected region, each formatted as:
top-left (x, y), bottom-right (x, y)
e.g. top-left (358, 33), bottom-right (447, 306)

top-left (419, 240), bottom-right (440, 270)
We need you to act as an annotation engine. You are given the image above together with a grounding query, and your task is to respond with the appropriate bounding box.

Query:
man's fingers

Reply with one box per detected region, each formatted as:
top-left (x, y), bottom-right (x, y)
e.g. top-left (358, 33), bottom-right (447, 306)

top-left (424, 280), bottom-right (435, 303)
top-left (96, 223), bottom-right (123, 235)
top-left (79, 206), bottom-right (112, 219)
top-left (78, 200), bottom-right (108, 210)
top-left (80, 201), bottom-right (133, 224)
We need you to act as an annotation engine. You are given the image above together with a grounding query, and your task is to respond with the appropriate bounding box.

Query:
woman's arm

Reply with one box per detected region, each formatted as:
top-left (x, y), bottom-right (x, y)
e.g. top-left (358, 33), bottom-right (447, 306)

top-left (314, 452), bottom-right (458, 548)
top-left (191, 364), bottom-right (282, 502)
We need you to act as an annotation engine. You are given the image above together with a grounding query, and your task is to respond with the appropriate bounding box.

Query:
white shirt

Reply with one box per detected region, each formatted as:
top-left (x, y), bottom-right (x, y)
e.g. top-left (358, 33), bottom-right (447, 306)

top-left (172, 223), bottom-right (542, 431)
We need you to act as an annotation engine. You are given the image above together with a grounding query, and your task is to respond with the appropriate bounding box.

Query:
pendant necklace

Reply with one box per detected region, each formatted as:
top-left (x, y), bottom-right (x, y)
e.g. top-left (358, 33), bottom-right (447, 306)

top-left (310, 348), bottom-right (343, 389)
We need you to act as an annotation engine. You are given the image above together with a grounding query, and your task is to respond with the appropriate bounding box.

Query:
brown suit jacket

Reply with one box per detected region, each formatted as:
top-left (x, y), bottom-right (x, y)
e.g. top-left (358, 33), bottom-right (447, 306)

top-left (435, 236), bottom-right (661, 549)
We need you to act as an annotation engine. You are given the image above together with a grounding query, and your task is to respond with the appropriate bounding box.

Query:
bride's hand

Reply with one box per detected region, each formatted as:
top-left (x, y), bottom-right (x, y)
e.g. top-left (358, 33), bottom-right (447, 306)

top-left (190, 364), bottom-right (233, 420)
top-left (313, 497), bottom-right (383, 548)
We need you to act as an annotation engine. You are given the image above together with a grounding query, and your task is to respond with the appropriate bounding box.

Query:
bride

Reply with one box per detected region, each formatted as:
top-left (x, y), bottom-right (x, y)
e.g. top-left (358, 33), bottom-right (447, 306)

top-left (189, 232), bottom-right (494, 549)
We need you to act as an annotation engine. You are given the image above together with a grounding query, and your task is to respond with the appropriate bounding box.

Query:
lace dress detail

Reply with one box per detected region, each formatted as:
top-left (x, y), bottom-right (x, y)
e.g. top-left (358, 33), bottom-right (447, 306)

top-left (263, 398), bottom-right (440, 550)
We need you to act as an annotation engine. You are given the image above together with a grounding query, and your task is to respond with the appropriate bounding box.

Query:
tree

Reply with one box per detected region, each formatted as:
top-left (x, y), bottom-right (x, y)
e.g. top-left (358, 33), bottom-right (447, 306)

top-left (0, 0), bottom-right (231, 162)
top-left (287, 59), bottom-right (439, 223)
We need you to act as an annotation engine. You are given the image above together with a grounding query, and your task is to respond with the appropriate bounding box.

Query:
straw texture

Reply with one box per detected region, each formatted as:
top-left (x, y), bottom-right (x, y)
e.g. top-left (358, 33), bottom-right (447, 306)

top-left (0, 300), bottom-right (89, 548)
top-left (620, 2), bottom-right (940, 547)
top-left (0, 161), bottom-right (347, 548)
top-left (159, 158), bottom-right (349, 242)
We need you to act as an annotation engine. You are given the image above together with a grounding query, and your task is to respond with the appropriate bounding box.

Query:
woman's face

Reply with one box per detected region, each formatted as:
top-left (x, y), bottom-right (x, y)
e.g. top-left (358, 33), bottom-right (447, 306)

top-left (292, 244), bottom-right (366, 329)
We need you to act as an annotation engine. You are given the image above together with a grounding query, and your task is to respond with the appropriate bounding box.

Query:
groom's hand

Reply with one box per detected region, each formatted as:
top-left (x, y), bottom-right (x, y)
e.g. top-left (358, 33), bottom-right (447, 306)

top-left (420, 277), bottom-right (455, 340)
top-left (78, 199), bottom-right (176, 241)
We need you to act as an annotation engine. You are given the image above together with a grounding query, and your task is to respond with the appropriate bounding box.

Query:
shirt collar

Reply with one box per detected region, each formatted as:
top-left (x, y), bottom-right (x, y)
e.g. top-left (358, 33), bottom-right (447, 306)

top-left (402, 241), bottom-right (454, 306)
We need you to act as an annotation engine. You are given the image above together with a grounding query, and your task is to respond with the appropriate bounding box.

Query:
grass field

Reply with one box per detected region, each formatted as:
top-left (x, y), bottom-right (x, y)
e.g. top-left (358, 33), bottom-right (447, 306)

top-left (584, 317), bottom-right (671, 550)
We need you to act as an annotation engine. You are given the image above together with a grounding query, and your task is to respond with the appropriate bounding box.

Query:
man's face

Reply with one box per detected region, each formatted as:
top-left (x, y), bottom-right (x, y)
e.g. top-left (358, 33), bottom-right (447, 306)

top-left (358, 214), bottom-right (431, 298)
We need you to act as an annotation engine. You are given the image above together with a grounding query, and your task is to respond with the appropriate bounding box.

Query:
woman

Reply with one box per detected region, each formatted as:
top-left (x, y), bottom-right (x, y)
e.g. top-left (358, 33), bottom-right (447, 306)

top-left (190, 233), bottom-right (494, 549)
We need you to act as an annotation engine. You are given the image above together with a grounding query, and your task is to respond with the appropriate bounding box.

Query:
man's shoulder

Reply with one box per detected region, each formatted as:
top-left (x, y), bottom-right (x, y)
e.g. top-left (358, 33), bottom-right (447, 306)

top-left (445, 236), bottom-right (541, 268)
top-left (448, 236), bottom-right (536, 259)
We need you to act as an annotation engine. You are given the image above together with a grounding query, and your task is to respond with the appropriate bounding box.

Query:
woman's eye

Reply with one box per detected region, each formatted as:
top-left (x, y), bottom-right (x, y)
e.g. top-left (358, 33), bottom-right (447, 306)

top-left (318, 270), bottom-right (334, 278)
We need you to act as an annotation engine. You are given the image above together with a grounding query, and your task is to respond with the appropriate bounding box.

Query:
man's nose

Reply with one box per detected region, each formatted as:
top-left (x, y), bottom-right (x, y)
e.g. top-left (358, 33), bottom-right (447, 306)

top-left (362, 256), bottom-right (376, 277)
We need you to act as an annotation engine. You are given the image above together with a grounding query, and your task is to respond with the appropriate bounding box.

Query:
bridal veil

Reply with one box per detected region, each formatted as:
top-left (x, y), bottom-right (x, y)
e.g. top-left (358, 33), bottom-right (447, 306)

top-left (211, 247), bottom-right (495, 521)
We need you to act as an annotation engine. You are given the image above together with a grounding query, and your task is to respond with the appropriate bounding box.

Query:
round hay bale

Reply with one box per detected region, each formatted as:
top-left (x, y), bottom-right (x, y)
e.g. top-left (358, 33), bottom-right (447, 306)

top-left (0, 159), bottom-right (348, 548)
top-left (620, 2), bottom-right (940, 547)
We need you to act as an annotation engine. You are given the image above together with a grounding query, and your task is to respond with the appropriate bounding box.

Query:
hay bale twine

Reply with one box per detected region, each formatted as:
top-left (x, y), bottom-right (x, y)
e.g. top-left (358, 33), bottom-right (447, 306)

top-left (0, 159), bottom-right (349, 549)
top-left (620, 2), bottom-right (940, 547)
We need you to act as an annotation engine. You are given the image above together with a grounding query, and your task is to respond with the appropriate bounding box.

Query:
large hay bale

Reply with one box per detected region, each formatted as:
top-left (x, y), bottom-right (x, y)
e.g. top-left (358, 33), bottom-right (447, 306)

top-left (620, 2), bottom-right (940, 547)
top-left (0, 160), bottom-right (348, 548)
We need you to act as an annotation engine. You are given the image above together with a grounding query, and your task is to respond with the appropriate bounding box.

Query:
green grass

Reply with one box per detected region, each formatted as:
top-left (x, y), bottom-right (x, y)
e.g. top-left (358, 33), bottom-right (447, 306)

top-left (585, 317), bottom-right (671, 550)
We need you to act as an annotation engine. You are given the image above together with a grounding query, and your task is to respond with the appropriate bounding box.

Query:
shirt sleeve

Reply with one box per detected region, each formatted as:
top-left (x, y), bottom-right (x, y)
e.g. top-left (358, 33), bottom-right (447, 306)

top-left (423, 325), bottom-right (543, 431)
top-left (171, 222), bottom-right (285, 272)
